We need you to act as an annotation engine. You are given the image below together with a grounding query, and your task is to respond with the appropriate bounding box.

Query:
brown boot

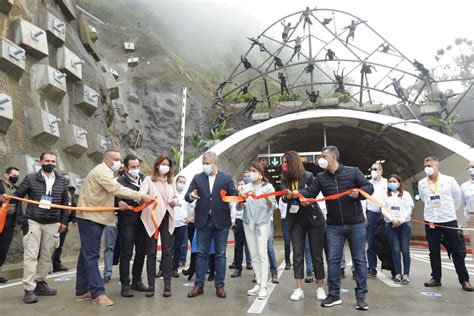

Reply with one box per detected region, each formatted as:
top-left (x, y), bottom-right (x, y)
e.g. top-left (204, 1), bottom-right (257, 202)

top-left (34, 281), bottom-right (57, 296)
top-left (216, 287), bottom-right (226, 298)
top-left (187, 286), bottom-right (204, 298)
top-left (462, 281), bottom-right (473, 292)
top-left (424, 278), bottom-right (441, 287)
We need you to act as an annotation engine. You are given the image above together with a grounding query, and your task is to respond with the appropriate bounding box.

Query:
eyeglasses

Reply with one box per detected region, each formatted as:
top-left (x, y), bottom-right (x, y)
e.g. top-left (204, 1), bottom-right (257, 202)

top-left (370, 168), bottom-right (378, 171)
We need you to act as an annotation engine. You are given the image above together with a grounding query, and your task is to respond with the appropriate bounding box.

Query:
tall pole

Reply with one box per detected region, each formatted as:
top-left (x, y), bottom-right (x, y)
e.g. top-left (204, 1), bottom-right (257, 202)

top-left (179, 87), bottom-right (187, 172)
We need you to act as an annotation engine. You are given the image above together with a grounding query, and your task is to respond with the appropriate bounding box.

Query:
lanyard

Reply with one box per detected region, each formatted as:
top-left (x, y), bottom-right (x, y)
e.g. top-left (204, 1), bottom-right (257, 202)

top-left (429, 179), bottom-right (439, 194)
top-left (292, 180), bottom-right (299, 191)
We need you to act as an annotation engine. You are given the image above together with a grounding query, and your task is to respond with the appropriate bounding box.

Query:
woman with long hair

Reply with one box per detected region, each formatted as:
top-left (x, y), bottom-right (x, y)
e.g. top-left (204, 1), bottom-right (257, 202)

top-left (280, 151), bottom-right (326, 301)
top-left (140, 154), bottom-right (177, 297)
top-left (382, 174), bottom-right (414, 285)
top-left (240, 162), bottom-right (276, 300)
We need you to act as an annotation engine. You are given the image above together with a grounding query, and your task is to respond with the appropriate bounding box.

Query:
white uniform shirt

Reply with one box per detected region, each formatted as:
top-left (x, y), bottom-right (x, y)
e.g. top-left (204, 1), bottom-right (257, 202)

top-left (366, 177), bottom-right (387, 213)
top-left (382, 191), bottom-right (414, 223)
top-left (174, 190), bottom-right (192, 227)
top-left (460, 180), bottom-right (474, 215)
top-left (418, 173), bottom-right (462, 223)
top-left (278, 198), bottom-right (287, 219)
top-left (41, 171), bottom-right (56, 195)
top-left (231, 202), bottom-right (244, 223)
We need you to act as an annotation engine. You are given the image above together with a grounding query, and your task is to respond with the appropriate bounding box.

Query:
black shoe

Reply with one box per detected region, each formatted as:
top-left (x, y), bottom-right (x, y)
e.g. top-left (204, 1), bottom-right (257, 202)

top-left (352, 271), bottom-right (356, 280)
top-left (163, 285), bottom-right (172, 297)
top-left (271, 271), bottom-right (279, 284)
top-left (231, 270), bottom-right (242, 278)
top-left (284, 262), bottom-right (291, 270)
top-left (131, 280), bottom-right (148, 292)
top-left (23, 290), bottom-right (38, 304)
top-left (0, 276), bottom-right (8, 283)
top-left (103, 276), bottom-right (111, 283)
top-left (321, 294), bottom-right (342, 307)
top-left (172, 270), bottom-right (180, 278)
top-left (208, 273), bottom-right (215, 281)
top-left (145, 287), bottom-right (155, 297)
top-left (340, 269), bottom-right (345, 279)
top-left (121, 285), bottom-right (134, 297)
top-left (187, 273), bottom-right (194, 281)
top-left (304, 272), bottom-right (314, 283)
top-left (182, 269), bottom-right (190, 276)
top-left (367, 270), bottom-right (377, 278)
top-left (246, 264), bottom-right (253, 270)
top-left (356, 297), bottom-right (369, 310)
top-left (229, 263), bottom-right (235, 269)
top-left (53, 265), bottom-right (69, 272)
top-left (155, 271), bottom-right (163, 279)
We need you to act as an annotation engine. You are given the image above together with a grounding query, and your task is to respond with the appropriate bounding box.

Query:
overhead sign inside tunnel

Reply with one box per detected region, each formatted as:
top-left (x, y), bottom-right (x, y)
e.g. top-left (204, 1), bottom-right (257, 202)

top-left (257, 152), bottom-right (321, 167)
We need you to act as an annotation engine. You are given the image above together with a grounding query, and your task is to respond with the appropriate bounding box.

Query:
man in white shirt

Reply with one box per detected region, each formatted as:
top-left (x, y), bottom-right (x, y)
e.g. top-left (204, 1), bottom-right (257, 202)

top-left (365, 162), bottom-right (387, 277)
top-left (418, 156), bottom-right (472, 291)
top-left (230, 180), bottom-right (251, 278)
top-left (460, 161), bottom-right (474, 260)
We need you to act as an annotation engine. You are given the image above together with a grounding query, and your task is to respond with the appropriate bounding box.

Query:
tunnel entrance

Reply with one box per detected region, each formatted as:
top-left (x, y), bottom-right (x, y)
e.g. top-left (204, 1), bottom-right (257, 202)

top-left (182, 109), bottom-right (473, 237)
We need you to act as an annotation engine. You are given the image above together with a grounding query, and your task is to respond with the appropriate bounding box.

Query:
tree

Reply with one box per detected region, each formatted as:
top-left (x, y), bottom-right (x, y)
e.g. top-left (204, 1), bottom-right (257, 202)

top-left (433, 38), bottom-right (474, 88)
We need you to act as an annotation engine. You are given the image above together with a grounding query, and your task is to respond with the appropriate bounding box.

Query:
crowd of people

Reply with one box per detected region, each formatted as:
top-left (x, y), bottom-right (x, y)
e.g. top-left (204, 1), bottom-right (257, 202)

top-left (0, 146), bottom-right (472, 311)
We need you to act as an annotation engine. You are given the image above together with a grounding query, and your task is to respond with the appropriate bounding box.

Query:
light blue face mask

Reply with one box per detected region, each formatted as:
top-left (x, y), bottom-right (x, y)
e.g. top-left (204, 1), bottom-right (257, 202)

top-left (388, 183), bottom-right (400, 191)
top-left (203, 164), bottom-right (212, 175)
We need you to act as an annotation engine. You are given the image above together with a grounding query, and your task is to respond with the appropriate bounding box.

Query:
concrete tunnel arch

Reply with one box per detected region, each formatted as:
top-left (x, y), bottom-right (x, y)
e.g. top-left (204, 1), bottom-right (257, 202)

top-left (181, 109), bottom-right (473, 236)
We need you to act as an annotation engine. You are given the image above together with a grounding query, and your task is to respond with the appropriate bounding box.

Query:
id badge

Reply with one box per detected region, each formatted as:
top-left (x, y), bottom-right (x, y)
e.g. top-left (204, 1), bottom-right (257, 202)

top-left (289, 205), bottom-right (299, 214)
top-left (39, 195), bottom-right (53, 209)
top-left (391, 206), bottom-right (400, 214)
top-left (430, 195), bottom-right (441, 207)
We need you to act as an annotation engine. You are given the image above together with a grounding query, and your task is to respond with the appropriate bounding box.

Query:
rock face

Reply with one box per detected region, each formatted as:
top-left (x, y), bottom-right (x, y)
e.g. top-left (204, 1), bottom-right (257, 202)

top-left (0, 0), bottom-right (212, 265)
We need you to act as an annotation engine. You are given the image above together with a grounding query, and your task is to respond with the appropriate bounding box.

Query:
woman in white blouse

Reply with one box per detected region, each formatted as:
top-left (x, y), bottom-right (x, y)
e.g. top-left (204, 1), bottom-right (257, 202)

top-left (140, 154), bottom-right (177, 297)
top-left (382, 174), bottom-right (414, 285)
top-left (239, 162), bottom-right (276, 300)
top-left (460, 161), bottom-right (474, 260)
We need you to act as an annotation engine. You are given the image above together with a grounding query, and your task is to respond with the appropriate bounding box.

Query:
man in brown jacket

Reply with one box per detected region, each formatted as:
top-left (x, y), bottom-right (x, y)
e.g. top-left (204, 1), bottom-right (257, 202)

top-left (74, 149), bottom-right (151, 306)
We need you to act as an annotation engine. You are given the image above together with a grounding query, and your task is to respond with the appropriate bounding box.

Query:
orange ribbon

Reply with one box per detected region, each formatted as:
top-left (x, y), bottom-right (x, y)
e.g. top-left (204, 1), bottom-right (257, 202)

top-left (221, 188), bottom-right (474, 232)
top-left (0, 196), bottom-right (160, 238)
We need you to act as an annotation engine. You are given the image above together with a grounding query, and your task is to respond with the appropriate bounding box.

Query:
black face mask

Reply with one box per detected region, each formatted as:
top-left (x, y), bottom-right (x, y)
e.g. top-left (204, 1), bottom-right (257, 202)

top-left (9, 176), bottom-right (19, 184)
top-left (41, 164), bottom-right (55, 173)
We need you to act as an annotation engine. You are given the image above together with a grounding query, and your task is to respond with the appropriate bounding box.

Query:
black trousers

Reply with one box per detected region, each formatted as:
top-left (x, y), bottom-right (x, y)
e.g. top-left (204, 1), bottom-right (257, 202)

top-left (0, 214), bottom-right (15, 267)
top-left (157, 212), bottom-right (173, 287)
top-left (425, 220), bottom-right (469, 283)
top-left (288, 218), bottom-right (325, 280)
top-left (233, 218), bottom-right (247, 271)
top-left (118, 218), bottom-right (147, 286)
top-left (52, 224), bottom-right (69, 269)
top-left (172, 225), bottom-right (187, 271)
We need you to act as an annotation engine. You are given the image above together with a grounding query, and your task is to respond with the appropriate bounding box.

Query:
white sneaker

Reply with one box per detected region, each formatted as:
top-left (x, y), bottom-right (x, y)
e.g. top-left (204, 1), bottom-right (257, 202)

top-left (290, 288), bottom-right (304, 301)
top-left (247, 285), bottom-right (261, 296)
top-left (257, 287), bottom-right (268, 300)
top-left (316, 287), bottom-right (327, 301)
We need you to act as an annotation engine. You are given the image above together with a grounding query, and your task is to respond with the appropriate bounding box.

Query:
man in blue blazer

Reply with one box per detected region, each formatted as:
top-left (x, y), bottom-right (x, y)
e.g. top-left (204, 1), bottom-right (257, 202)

top-left (185, 151), bottom-right (238, 298)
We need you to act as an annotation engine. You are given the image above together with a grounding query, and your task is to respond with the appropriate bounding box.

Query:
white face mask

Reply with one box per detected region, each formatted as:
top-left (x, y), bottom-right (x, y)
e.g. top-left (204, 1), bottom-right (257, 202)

top-left (249, 171), bottom-right (259, 182)
top-left (128, 169), bottom-right (140, 178)
top-left (111, 160), bottom-right (121, 172)
top-left (370, 170), bottom-right (379, 179)
top-left (468, 168), bottom-right (474, 177)
top-left (159, 165), bottom-right (170, 175)
top-left (176, 183), bottom-right (186, 192)
top-left (424, 166), bottom-right (435, 176)
top-left (203, 164), bottom-right (213, 175)
top-left (318, 158), bottom-right (328, 169)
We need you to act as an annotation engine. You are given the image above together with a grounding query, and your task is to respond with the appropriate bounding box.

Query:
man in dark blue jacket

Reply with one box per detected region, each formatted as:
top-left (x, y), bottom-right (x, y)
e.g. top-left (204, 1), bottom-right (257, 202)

top-left (294, 146), bottom-right (373, 311)
top-left (185, 151), bottom-right (239, 299)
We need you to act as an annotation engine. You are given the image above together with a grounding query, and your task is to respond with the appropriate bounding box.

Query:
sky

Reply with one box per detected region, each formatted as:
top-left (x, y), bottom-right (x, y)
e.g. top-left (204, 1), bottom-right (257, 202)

top-left (180, 0), bottom-right (473, 66)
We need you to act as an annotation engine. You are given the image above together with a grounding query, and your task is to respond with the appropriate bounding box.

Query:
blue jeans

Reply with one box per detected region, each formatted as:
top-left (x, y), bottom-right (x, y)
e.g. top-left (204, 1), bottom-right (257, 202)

top-left (76, 218), bottom-right (105, 299)
top-left (304, 233), bottom-right (313, 273)
top-left (366, 211), bottom-right (381, 272)
top-left (281, 218), bottom-right (291, 263)
top-left (267, 222), bottom-right (278, 273)
top-left (385, 222), bottom-right (412, 276)
top-left (103, 225), bottom-right (118, 278)
top-left (326, 223), bottom-right (368, 299)
top-left (195, 216), bottom-right (229, 288)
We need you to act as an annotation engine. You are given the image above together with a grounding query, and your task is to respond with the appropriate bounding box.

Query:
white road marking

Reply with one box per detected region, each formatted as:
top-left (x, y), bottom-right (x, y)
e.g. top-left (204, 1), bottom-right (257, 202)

top-left (0, 265), bottom-right (104, 289)
top-left (347, 261), bottom-right (401, 288)
top-left (247, 260), bottom-right (286, 314)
